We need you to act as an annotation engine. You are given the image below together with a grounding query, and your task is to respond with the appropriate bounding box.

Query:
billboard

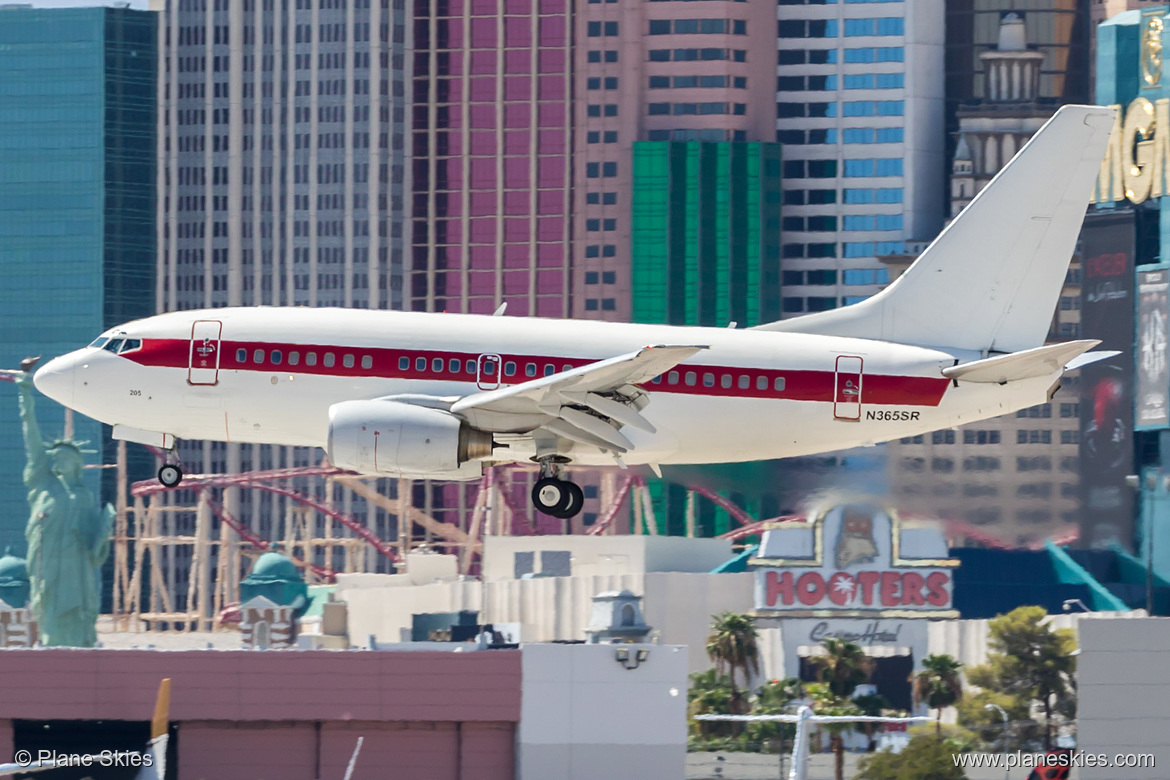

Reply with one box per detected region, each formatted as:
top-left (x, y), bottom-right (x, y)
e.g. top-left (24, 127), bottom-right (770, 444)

top-left (1136, 266), bottom-right (1170, 430)
top-left (1079, 209), bottom-right (1136, 550)
top-left (751, 502), bottom-right (958, 618)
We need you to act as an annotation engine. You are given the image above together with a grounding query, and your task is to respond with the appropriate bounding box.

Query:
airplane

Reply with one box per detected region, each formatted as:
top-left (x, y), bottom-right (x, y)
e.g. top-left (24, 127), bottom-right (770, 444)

top-left (32, 105), bottom-right (1117, 520)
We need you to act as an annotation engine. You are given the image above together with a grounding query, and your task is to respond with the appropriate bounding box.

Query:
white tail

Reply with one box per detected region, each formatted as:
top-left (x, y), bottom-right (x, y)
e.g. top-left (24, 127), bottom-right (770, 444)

top-left (754, 105), bottom-right (1117, 354)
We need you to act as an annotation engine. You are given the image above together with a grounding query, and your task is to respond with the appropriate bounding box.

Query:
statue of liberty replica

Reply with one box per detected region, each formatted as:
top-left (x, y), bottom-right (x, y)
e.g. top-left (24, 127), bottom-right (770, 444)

top-left (13, 365), bottom-right (112, 647)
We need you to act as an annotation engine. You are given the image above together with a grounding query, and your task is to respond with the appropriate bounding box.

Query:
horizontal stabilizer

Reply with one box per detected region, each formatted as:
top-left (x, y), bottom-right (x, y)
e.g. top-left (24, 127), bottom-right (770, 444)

top-left (942, 340), bottom-right (1103, 384)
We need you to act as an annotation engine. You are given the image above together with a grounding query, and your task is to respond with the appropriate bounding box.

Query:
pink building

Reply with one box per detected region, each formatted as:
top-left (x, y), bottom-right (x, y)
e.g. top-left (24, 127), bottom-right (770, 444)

top-left (410, 0), bottom-right (573, 317)
top-left (0, 643), bottom-right (686, 780)
top-left (0, 649), bottom-right (518, 780)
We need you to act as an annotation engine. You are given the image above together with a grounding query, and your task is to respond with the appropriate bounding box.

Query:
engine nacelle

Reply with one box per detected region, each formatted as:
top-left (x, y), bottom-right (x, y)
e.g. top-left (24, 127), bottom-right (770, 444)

top-left (327, 401), bottom-right (493, 480)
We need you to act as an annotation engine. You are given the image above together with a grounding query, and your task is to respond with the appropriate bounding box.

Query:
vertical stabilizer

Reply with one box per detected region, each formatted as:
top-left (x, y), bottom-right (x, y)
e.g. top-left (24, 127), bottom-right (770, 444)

top-left (753, 105), bottom-right (1117, 354)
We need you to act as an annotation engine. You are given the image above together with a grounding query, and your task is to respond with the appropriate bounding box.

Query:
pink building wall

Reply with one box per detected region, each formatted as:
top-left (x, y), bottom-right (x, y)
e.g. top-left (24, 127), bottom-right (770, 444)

top-left (0, 649), bottom-right (519, 780)
top-left (410, 0), bottom-right (573, 318)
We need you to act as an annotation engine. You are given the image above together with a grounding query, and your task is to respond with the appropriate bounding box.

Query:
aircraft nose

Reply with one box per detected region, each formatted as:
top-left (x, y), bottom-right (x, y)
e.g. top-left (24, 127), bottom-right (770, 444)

top-left (33, 354), bottom-right (77, 408)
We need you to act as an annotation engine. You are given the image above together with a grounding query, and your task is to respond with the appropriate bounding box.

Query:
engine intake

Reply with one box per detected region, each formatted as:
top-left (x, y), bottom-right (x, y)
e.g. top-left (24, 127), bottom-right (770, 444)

top-left (327, 400), bottom-right (493, 479)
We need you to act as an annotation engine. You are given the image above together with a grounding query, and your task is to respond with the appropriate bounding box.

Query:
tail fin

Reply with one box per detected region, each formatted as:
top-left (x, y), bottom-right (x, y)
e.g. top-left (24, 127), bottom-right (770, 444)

top-left (753, 105), bottom-right (1117, 354)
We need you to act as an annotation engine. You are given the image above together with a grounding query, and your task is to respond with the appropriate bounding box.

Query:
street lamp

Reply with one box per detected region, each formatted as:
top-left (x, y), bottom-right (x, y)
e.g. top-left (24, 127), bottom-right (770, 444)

top-left (985, 703), bottom-right (1009, 780)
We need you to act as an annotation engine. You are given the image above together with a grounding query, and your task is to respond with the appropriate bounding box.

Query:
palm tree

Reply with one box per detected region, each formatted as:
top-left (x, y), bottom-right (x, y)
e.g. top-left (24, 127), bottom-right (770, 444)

top-left (809, 638), bottom-right (872, 780)
top-left (811, 637), bottom-right (872, 699)
top-left (705, 612), bottom-right (760, 715)
top-left (912, 654), bottom-right (964, 737)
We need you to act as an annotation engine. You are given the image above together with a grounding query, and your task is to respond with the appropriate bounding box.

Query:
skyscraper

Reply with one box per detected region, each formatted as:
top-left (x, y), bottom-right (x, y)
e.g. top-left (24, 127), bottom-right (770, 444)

top-left (0, 6), bottom-right (156, 548)
top-left (156, 0), bottom-right (411, 583)
top-left (775, 0), bottom-right (945, 317)
top-left (577, 0), bottom-right (780, 324)
top-left (408, 0), bottom-right (573, 317)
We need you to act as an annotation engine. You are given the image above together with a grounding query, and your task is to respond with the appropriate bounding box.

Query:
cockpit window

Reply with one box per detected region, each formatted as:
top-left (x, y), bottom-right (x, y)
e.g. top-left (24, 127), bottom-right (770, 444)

top-left (104, 339), bottom-right (124, 353)
top-left (88, 337), bottom-right (109, 349)
top-left (118, 339), bottom-right (142, 353)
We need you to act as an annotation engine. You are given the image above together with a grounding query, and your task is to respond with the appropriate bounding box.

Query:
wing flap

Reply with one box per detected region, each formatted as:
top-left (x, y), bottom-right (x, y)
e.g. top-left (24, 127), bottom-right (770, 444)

top-left (941, 339), bottom-right (1103, 384)
top-left (450, 344), bottom-right (705, 415)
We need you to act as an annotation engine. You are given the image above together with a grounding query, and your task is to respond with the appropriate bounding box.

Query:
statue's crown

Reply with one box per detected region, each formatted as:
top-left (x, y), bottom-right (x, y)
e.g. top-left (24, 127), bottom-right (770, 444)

top-left (48, 438), bottom-right (97, 456)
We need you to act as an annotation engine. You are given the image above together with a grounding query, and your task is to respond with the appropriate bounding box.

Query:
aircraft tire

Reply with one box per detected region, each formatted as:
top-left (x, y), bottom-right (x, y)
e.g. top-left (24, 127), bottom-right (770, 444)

top-left (531, 477), bottom-right (572, 517)
top-left (560, 481), bottom-right (584, 519)
top-left (158, 464), bottom-right (183, 488)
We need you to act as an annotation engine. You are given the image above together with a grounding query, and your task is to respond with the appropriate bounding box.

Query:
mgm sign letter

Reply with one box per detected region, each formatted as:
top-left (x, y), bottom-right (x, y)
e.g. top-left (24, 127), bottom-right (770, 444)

top-left (1094, 97), bottom-right (1170, 204)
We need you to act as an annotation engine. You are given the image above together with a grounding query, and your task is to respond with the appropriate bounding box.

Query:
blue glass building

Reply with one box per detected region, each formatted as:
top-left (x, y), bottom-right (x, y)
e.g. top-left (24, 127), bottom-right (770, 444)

top-left (0, 7), bottom-right (156, 551)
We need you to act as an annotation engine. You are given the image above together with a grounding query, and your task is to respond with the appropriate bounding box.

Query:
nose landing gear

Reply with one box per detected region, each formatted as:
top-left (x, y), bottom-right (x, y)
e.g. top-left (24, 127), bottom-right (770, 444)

top-left (158, 463), bottom-right (183, 488)
top-left (157, 446), bottom-right (184, 488)
top-left (530, 457), bottom-right (584, 519)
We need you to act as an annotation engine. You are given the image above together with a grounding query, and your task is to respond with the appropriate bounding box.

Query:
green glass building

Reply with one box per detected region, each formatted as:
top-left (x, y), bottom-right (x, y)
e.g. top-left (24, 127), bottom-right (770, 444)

top-left (0, 7), bottom-right (156, 550)
top-left (631, 141), bottom-right (783, 328)
top-left (630, 141), bottom-right (782, 535)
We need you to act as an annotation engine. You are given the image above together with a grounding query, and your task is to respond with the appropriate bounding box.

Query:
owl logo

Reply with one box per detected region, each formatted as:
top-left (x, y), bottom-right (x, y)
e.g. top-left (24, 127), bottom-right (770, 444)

top-left (834, 506), bottom-right (879, 569)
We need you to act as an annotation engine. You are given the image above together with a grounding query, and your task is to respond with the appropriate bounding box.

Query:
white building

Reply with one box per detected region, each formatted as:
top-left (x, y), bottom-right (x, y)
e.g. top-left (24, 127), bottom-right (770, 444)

top-left (775, 0), bottom-right (945, 316)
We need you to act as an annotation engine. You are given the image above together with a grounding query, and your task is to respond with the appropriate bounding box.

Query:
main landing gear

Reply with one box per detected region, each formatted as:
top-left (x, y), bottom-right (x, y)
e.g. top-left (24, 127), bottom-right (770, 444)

top-left (530, 457), bottom-right (583, 519)
top-left (158, 447), bottom-right (184, 488)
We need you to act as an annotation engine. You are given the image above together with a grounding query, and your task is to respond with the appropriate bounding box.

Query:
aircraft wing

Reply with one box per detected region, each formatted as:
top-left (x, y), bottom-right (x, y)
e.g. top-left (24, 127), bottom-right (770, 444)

top-left (450, 345), bottom-right (706, 452)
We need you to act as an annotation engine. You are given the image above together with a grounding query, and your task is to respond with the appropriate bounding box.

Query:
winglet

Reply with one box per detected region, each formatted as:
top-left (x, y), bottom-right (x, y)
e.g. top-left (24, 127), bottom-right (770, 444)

top-left (151, 678), bottom-right (171, 741)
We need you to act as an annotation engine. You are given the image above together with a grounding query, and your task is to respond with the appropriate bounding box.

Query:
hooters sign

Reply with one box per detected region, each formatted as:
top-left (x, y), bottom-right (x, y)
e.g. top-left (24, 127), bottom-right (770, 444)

top-left (750, 502), bottom-right (959, 618)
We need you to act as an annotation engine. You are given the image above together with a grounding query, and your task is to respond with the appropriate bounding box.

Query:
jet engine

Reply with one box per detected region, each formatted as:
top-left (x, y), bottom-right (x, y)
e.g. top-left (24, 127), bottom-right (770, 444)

top-left (327, 400), bottom-right (493, 480)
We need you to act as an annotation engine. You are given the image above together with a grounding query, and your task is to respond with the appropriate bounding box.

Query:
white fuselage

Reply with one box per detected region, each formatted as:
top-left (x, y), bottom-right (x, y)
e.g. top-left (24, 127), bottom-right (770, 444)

top-left (36, 307), bottom-right (1061, 468)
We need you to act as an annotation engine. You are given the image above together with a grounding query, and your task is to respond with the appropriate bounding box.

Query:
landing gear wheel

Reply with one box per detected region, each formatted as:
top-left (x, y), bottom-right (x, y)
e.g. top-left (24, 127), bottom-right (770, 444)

top-left (561, 481), bottom-right (584, 519)
top-left (530, 477), bottom-right (585, 519)
top-left (158, 463), bottom-right (183, 488)
top-left (532, 477), bottom-right (570, 517)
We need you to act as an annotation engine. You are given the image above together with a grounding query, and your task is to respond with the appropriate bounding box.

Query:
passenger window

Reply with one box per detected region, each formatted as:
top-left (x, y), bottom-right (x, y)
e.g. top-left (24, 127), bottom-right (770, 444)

top-left (236, 348), bottom-right (247, 363)
top-left (562, 364), bottom-right (572, 373)
top-left (504, 361), bottom-right (516, 376)
top-left (651, 375), bottom-right (662, 384)
top-left (416, 357), bottom-right (426, 371)
top-left (306, 352), bottom-right (318, 367)
top-left (685, 372), bottom-right (697, 386)
top-left (757, 376), bottom-right (767, 391)
top-left (465, 359), bottom-right (476, 373)
top-left (449, 358), bottom-right (460, 372)
top-left (431, 357), bottom-right (443, 372)
top-left (253, 349), bottom-right (265, 363)
top-left (288, 352), bottom-right (300, 366)
top-left (526, 363), bottom-right (537, 377)
top-left (483, 361), bottom-right (496, 375)
top-left (774, 377), bottom-right (786, 392)
top-left (738, 375), bottom-right (749, 389)
top-left (399, 356), bottom-right (409, 370)
top-left (703, 373), bottom-right (714, 387)
top-left (324, 353), bottom-right (336, 368)
top-left (271, 350), bottom-right (283, 365)
top-left (343, 354), bottom-right (355, 368)
top-left (544, 364), bottom-right (555, 377)
top-left (668, 371), bottom-right (679, 385)
top-left (720, 374), bottom-right (731, 389)
top-left (361, 355), bottom-right (373, 369)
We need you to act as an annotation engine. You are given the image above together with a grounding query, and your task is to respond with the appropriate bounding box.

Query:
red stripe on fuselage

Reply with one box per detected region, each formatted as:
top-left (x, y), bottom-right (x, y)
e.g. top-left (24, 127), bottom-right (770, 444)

top-left (122, 338), bottom-right (950, 407)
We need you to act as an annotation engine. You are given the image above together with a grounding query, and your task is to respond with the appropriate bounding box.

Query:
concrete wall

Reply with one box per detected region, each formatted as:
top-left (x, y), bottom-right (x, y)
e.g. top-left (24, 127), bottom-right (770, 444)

top-left (518, 643), bottom-right (688, 780)
top-left (1077, 617), bottom-right (1170, 780)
